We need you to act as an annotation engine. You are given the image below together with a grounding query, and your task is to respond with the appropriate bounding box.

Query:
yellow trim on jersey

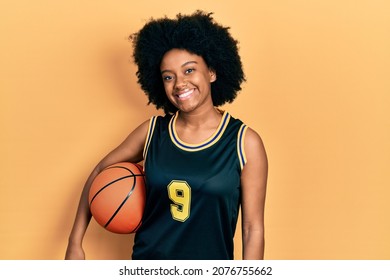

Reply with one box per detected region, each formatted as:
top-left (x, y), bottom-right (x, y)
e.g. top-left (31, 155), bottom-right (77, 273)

top-left (168, 110), bottom-right (231, 152)
top-left (237, 124), bottom-right (248, 170)
top-left (143, 116), bottom-right (158, 165)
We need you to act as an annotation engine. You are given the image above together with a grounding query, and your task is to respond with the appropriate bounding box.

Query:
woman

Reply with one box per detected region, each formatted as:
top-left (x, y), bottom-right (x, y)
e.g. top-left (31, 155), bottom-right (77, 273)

top-left (65, 10), bottom-right (268, 260)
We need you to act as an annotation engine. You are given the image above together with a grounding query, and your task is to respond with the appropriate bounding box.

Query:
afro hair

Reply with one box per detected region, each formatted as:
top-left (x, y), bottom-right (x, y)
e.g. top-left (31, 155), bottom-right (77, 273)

top-left (130, 10), bottom-right (245, 114)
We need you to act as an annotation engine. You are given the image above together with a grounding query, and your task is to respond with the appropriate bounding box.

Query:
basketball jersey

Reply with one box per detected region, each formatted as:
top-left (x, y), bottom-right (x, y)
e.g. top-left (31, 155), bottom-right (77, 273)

top-left (131, 111), bottom-right (248, 260)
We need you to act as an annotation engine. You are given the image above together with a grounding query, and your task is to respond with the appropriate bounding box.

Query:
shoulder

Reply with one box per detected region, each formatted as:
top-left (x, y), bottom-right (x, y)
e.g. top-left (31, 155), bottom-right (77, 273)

top-left (126, 115), bottom-right (164, 142)
top-left (243, 127), bottom-right (268, 169)
top-left (227, 112), bottom-right (267, 170)
top-left (245, 127), bottom-right (264, 149)
top-left (139, 113), bottom-right (174, 140)
top-left (140, 114), bottom-right (170, 128)
top-left (227, 113), bottom-right (262, 147)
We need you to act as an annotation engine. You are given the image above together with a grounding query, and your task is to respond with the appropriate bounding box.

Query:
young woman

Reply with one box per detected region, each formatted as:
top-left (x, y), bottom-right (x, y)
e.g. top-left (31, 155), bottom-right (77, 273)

top-left (65, 10), bottom-right (268, 260)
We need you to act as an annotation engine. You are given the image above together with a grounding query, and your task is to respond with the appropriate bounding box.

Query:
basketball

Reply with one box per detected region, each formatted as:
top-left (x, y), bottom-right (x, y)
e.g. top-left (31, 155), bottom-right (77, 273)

top-left (88, 162), bottom-right (146, 234)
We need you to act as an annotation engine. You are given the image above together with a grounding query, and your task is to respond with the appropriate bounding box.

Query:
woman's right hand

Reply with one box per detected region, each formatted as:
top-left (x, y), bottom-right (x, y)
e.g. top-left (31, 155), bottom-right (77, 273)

top-left (65, 243), bottom-right (85, 260)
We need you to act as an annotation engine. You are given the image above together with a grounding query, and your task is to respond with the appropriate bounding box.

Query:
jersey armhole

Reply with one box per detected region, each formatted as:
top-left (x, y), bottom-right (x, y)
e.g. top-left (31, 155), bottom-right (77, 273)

top-left (237, 124), bottom-right (248, 170)
top-left (143, 116), bottom-right (158, 166)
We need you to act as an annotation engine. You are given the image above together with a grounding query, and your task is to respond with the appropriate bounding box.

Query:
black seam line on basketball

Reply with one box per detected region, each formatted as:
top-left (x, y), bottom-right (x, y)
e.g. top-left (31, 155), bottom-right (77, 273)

top-left (105, 166), bottom-right (135, 175)
top-left (131, 220), bottom-right (142, 233)
top-left (89, 174), bottom-right (144, 206)
top-left (106, 165), bottom-right (144, 182)
top-left (104, 173), bottom-right (138, 228)
top-left (133, 164), bottom-right (146, 184)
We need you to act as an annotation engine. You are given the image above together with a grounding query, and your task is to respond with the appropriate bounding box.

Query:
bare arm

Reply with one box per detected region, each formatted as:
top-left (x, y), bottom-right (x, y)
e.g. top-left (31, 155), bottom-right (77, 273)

top-left (240, 128), bottom-right (268, 260)
top-left (65, 119), bottom-right (150, 260)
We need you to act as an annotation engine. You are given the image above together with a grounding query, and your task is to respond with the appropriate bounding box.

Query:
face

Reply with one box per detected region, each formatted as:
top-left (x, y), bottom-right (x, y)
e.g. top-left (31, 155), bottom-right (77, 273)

top-left (160, 49), bottom-right (216, 113)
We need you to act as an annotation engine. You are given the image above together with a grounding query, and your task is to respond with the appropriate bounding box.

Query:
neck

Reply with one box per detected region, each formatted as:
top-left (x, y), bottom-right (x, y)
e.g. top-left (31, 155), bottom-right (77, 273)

top-left (177, 106), bottom-right (223, 128)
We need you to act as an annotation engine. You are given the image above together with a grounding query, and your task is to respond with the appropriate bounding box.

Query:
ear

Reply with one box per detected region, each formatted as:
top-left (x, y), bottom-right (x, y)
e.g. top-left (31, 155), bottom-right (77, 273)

top-left (209, 69), bottom-right (217, 83)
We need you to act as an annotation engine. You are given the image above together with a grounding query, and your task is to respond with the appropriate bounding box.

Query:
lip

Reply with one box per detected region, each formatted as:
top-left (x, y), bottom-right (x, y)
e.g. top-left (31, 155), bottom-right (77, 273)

top-left (176, 88), bottom-right (194, 100)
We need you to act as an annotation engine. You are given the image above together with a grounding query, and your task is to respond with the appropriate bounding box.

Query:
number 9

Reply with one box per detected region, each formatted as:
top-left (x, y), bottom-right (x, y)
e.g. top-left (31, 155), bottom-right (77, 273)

top-left (167, 180), bottom-right (191, 222)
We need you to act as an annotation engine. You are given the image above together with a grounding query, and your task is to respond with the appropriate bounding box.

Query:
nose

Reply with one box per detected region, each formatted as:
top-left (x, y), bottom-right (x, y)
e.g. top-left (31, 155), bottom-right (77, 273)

top-left (174, 75), bottom-right (187, 90)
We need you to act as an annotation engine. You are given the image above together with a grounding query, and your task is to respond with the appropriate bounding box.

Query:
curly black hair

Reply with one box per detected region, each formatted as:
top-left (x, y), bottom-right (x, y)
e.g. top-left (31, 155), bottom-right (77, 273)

top-left (130, 10), bottom-right (245, 114)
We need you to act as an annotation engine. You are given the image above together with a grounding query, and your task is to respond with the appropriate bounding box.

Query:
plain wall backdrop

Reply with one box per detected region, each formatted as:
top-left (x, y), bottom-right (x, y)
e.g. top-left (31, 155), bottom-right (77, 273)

top-left (1, 0), bottom-right (389, 259)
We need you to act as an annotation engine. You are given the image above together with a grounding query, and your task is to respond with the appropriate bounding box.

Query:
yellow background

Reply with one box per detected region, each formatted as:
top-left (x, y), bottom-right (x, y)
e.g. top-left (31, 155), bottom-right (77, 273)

top-left (1, 0), bottom-right (389, 260)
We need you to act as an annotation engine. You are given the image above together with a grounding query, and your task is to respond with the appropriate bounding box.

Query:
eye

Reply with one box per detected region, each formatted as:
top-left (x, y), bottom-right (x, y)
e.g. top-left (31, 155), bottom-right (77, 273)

top-left (162, 75), bottom-right (173, 82)
top-left (185, 68), bottom-right (195, 74)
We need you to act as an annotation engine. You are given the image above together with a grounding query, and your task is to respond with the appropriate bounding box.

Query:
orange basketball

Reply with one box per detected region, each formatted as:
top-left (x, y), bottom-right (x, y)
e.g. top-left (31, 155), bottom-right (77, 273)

top-left (89, 162), bottom-right (146, 234)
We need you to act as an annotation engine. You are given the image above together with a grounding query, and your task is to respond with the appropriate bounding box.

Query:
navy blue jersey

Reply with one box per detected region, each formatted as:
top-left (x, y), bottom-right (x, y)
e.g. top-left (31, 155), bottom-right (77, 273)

top-left (132, 111), bottom-right (248, 260)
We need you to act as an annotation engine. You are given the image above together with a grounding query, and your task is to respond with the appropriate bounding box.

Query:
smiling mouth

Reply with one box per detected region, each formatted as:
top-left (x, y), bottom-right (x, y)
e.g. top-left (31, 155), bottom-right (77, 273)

top-left (176, 89), bottom-right (194, 99)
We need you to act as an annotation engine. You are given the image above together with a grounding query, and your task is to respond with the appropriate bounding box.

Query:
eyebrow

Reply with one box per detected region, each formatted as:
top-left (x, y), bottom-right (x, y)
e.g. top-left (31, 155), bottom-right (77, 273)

top-left (161, 60), bottom-right (198, 75)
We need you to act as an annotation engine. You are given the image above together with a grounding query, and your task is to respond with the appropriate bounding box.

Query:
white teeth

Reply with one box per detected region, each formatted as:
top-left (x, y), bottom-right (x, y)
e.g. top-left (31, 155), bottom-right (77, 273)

top-left (177, 89), bottom-right (194, 99)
